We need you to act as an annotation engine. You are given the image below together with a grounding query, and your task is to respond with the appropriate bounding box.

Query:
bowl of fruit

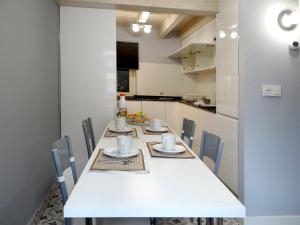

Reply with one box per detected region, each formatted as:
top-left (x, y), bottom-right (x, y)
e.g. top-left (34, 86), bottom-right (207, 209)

top-left (127, 112), bottom-right (150, 125)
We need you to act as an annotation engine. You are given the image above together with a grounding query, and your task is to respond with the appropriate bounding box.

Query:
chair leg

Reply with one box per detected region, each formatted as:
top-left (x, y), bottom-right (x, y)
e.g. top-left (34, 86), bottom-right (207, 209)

top-left (85, 218), bottom-right (93, 225)
top-left (206, 218), bottom-right (214, 225)
top-left (216, 218), bottom-right (223, 225)
top-left (150, 217), bottom-right (156, 225)
top-left (65, 218), bottom-right (72, 225)
top-left (197, 217), bottom-right (202, 225)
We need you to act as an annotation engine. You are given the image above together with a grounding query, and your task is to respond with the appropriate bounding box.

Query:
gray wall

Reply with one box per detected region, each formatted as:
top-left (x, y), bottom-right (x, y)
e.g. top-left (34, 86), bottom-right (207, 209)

top-left (239, 0), bottom-right (300, 216)
top-left (117, 26), bottom-right (181, 64)
top-left (0, 0), bottom-right (59, 224)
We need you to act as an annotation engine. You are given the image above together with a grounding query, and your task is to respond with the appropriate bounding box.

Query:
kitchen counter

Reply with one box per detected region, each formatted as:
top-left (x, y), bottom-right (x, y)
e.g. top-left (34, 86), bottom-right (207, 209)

top-left (119, 95), bottom-right (216, 114)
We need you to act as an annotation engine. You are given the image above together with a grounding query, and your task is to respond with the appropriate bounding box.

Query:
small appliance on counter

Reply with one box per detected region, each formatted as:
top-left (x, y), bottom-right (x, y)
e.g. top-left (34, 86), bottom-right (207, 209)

top-left (182, 94), bottom-right (200, 102)
top-left (193, 97), bottom-right (216, 108)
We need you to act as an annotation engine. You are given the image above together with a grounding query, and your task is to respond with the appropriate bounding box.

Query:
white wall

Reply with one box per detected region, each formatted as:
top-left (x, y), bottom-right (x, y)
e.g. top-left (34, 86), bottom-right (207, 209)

top-left (0, 0), bottom-right (59, 224)
top-left (136, 62), bottom-right (184, 96)
top-left (117, 26), bottom-right (183, 96)
top-left (117, 26), bottom-right (180, 65)
top-left (60, 7), bottom-right (116, 173)
top-left (239, 0), bottom-right (300, 220)
top-left (181, 20), bottom-right (217, 102)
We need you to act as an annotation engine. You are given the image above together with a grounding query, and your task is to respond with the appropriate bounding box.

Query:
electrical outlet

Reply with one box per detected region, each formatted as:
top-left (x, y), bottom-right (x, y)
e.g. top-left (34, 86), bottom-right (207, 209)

top-left (262, 85), bottom-right (282, 97)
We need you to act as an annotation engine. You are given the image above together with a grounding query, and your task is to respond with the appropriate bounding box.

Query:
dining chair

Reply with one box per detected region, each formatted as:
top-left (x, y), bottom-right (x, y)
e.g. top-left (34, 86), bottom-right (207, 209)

top-left (199, 131), bottom-right (224, 225)
top-left (199, 131), bottom-right (224, 175)
top-left (51, 136), bottom-right (78, 225)
top-left (82, 117), bottom-right (96, 159)
top-left (181, 118), bottom-right (196, 149)
top-left (51, 136), bottom-right (93, 225)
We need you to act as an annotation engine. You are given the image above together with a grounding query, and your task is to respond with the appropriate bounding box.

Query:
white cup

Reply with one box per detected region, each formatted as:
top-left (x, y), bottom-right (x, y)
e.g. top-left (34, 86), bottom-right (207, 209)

top-left (150, 119), bottom-right (162, 131)
top-left (115, 117), bottom-right (126, 130)
top-left (117, 135), bottom-right (132, 154)
top-left (162, 134), bottom-right (176, 151)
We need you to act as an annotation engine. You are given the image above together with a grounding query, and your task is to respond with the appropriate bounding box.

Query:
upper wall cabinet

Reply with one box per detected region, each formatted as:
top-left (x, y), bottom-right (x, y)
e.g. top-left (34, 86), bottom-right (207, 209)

top-left (216, 0), bottom-right (239, 119)
top-left (168, 43), bottom-right (215, 74)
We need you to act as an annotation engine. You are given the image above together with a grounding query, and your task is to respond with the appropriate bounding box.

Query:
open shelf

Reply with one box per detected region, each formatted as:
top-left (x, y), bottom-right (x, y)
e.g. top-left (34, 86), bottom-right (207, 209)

top-left (183, 66), bottom-right (216, 74)
top-left (168, 43), bottom-right (215, 74)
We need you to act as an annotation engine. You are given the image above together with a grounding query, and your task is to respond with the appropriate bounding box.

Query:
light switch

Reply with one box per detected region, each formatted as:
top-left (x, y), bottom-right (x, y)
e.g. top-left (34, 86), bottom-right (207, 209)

top-left (262, 85), bottom-right (282, 97)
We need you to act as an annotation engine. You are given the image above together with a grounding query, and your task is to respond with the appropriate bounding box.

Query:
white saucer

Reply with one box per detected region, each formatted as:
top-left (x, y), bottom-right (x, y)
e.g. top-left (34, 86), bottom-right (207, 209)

top-left (153, 144), bottom-right (186, 154)
top-left (145, 126), bottom-right (169, 133)
top-left (109, 126), bottom-right (132, 133)
top-left (103, 147), bottom-right (139, 158)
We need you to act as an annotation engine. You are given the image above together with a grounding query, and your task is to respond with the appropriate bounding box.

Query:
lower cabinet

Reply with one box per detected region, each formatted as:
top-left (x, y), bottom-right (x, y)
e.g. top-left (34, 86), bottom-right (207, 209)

top-left (126, 100), bottom-right (238, 194)
top-left (215, 114), bottom-right (239, 194)
top-left (141, 101), bottom-right (166, 121)
top-left (165, 102), bottom-right (178, 131)
top-left (175, 102), bottom-right (239, 195)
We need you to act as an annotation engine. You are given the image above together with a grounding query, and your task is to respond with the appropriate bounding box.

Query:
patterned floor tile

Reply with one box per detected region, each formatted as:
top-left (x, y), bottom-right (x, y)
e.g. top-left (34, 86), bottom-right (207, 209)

top-left (31, 183), bottom-right (243, 225)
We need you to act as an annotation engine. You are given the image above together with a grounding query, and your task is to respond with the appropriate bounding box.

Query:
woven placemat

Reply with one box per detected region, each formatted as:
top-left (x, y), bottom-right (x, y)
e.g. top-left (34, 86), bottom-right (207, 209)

top-left (146, 142), bottom-right (195, 159)
top-left (90, 149), bottom-right (146, 172)
top-left (104, 128), bottom-right (137, 138)
top-left (141, 126), bottom-right (173, 135)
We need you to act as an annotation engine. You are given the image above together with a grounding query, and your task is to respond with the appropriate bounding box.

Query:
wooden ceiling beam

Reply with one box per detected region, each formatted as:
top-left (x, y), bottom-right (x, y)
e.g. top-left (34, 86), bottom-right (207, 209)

top-left (178, 16), bottom-right (214, 40)
top-left (57, 0), bottom-right (218, 16)
top-left (158, 14), bottom-right (187, 39)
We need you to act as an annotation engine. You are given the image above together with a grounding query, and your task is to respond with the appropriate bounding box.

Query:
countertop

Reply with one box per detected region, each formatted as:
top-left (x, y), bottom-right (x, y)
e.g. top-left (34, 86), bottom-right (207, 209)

top-left (118, 95), bottom-right (216, 114)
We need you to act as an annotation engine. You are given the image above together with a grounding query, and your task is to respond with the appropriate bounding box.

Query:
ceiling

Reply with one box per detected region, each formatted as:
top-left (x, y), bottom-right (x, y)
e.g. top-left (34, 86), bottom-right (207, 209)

top-left (116, 10), bottom-right (169, 28)
top-left (116, 10), bottom-right (210, 39)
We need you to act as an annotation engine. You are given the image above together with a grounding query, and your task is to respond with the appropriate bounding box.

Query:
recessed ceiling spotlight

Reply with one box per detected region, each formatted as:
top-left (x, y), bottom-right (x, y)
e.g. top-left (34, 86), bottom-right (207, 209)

top-left (139, 11), bottom-right (150, 23)
top-left (219, 30), bottom-right (226, 38)
top-left (132, 24), bottom-right (140, 33)
top-left (144, 25), bottom-right (152, 33)
top-left (230, 31), bottom-right (238, 39)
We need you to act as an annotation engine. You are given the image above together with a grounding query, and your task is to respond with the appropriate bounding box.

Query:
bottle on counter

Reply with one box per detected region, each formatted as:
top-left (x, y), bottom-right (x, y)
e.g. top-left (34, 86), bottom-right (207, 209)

top-left (118, 93), bottom-right (127, 117)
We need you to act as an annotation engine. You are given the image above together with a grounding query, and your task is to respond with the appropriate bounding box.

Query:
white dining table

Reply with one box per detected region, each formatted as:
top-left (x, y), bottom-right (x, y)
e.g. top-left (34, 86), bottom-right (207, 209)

top-left (64, 122), bottom-right (245, 219)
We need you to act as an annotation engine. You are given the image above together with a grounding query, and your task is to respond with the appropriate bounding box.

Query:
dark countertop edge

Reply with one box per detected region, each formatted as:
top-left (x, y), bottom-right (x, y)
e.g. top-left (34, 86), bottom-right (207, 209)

top-left (178, 101), bottom-right (216, 114)
top-left (119, 95), bottom-right (216, 114)
top-left (118, 95), bottom-right (182, 102)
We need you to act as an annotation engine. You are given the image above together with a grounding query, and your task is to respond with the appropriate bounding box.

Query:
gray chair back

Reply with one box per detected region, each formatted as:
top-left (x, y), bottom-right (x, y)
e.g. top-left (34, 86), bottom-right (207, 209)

top-left (199, 131), bottom-right (224, 175)
top-left (82, 118), bottom-right (96, 158)
top-left (51, 136), bottom-right (78, 204)
top-left (181, 118), bottom-right (196, 149)
top-left (51, 136), bottom-right (77, 225)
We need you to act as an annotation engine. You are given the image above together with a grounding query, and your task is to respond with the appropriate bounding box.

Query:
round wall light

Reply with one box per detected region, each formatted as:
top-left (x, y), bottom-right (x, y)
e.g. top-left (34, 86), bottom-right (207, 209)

top-left (278, 9), bottom-right (298, 31)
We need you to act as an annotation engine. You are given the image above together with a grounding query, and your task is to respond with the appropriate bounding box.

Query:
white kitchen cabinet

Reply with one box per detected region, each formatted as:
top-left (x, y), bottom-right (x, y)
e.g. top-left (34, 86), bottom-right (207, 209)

top-left (165, 102), bottom-right (177, 131)
top-left (215, 114), bottom-right (239, 194)
top-left (126, 101), bottom-right (142, 114)
top-left (142, 101), bottom-right (166, 121)
top-left (175, 103), bottom-right (238, 195)
top-left (176, 103), bottom-right (216, 155)
top-left (60, 7), bottom-right (116, 173)
top-left (128, 100), bottom-right (239, 194)
top-left (216, 0), bottom-right (239, 119)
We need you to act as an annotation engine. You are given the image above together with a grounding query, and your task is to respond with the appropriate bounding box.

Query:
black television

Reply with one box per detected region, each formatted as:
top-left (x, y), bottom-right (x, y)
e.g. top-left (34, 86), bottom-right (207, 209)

top-left (117, 41), bottom-right (139, 69)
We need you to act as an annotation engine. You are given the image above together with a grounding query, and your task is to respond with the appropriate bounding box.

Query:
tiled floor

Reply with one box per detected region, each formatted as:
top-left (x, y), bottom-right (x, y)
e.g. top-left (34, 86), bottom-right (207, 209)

top-left (30, 183), bottom-right (243, 225)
